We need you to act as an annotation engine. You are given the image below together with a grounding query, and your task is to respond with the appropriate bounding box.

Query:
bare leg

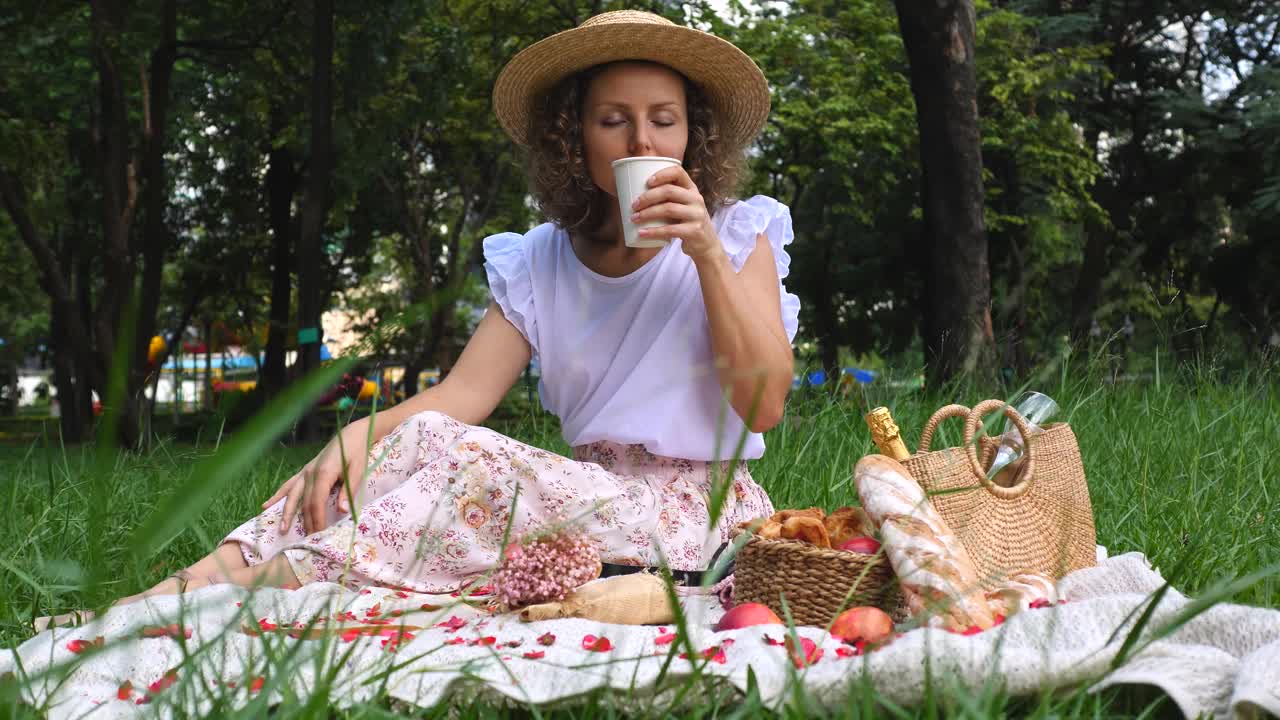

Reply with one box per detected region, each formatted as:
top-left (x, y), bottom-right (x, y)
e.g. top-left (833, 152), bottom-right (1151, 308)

top-left (33, 543), bottom-right (256, 632)
top-left (114, 542), bottom-right (252, 606)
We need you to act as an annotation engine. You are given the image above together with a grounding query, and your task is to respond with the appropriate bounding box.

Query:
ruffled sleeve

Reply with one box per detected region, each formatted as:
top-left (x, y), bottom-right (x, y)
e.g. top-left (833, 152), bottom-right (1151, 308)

top-left (716, 195), bottom-right (802, 342)
top-left (482, 232), bottom-right (539, 353)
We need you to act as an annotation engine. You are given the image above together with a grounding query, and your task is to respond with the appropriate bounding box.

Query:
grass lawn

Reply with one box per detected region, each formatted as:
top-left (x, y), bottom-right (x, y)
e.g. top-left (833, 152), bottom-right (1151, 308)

top-left (1, 360), bottom-right (1277, 717)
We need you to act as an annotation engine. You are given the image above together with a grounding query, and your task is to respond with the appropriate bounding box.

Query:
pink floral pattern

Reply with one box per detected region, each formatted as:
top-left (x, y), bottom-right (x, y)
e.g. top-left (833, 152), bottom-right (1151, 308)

top-left (223, 411), bottom-right (774, 593)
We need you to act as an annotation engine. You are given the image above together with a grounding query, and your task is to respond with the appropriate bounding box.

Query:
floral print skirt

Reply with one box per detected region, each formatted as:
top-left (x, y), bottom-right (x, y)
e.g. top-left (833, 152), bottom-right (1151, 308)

top-left (222, 410), bottom-right (775, 593)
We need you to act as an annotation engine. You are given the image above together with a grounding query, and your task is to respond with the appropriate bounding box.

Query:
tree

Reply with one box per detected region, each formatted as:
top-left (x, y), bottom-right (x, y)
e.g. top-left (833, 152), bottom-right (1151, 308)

top-left (894, 0), bottom-right (996, 383)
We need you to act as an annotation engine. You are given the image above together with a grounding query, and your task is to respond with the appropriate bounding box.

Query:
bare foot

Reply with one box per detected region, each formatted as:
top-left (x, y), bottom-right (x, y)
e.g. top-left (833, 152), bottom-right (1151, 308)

top-left (31, 610), bottom-right (96, 634)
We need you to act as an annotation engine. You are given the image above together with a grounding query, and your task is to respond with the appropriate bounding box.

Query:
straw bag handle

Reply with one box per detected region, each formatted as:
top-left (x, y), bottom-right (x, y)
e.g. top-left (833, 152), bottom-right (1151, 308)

top-left (963, 399), bottom-right (1036, 499)
top-left (916, 400), bottom-right (1037, 499)
top-left (917, 404), bottom-right (972, 453)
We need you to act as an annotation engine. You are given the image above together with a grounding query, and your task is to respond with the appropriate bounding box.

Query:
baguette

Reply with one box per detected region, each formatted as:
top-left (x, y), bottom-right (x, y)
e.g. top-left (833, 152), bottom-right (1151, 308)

top-left (854, 454), bottom-right (996, 631)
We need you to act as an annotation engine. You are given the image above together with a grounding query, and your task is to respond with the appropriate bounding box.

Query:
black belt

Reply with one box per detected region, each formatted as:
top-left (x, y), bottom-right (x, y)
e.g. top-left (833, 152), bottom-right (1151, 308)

top-left (599, 542), bottom-right (735, 587)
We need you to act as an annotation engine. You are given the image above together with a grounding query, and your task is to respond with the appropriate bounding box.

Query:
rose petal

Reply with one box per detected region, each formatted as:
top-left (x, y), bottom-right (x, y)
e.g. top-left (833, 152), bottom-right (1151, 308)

top-left (581, 635), bottom-right (612, 652)
top-left (257, 618), bottom-right (278, 632)
top-left (444, 637), bottom-right (466, 646)
top-left (249, 677), bottom-right (264, 693)
top-left (537, 632), bottom-right (556, 646)
top-left (654, 633), bottom-right (677, 646)
top-left (435, 616), bottom-right (467, 632)
top-left (522, 650), bottom-right (545, 659)
top-left (784, 636), bottom-right (822, 668)
top-left (116, 681), bottom-right (133, 701)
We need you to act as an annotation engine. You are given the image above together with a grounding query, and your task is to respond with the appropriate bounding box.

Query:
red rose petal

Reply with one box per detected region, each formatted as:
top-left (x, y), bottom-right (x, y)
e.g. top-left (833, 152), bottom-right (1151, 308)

top-left (836, 646), bottom-right (856, 658)
top-left (147, 670), bottom-right (178, 694)
top-left (784, 636), bottom-right (822, 668)
top-left (654, 633), bottom-right (677, 646)
top-left (394, 591), bottom-right (410, 599)
top-left (1029, 598), bottom-right (1051, 609)
top-left (66, 639), bottom-right (92, 654)
top-left (470, 636), bottom-right (497, 647)
top-left (257, 618), bottom-right (277, 632)
top-left (522, 650), bottom-right (545, 659)
top-left (537, 632), bottom-right (556, 646)
top-left (436, 616), bottom-right (467, 632)
top-left (116, 681), bottom-right (133, 700)
top-left (764, 635), bottom-right (784, 646)
top-left (444, 637), bottom-right (465, 645)
top-left (581, 634), bottom-right (612, 652)
top-left (249, 677), bottom-right (264, 693)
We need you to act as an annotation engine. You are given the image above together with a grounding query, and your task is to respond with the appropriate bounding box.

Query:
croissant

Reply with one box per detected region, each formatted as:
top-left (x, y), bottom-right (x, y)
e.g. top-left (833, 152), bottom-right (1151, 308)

top-left (780, 516), bottom-right (831, 548)
top-left (824, 506), bottom-right (877, 546)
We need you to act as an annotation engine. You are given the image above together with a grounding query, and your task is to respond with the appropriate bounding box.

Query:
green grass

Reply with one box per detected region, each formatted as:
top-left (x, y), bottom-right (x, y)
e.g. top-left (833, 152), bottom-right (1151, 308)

top-left (0, 356), bottom-right (1277, 718)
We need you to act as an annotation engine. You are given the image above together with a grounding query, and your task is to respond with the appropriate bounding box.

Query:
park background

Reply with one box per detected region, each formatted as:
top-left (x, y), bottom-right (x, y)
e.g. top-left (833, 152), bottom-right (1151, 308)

top-left (0, 1), bottom-right (1278, 716)
top-left (2, 0), bottom-right (1277, 444)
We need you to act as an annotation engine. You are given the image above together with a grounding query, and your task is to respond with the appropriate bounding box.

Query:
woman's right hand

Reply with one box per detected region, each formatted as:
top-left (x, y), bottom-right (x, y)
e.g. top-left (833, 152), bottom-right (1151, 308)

top-left (261, 418), bottom-right (373, 536)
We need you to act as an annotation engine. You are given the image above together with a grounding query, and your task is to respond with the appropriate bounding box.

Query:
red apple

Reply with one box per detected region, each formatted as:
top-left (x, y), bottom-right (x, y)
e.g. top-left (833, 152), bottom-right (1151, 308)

top-left (839, 536), bottom-right (881, 554)
top-left (715, 602), bottom-right (783, 631)
top-left (830, 606), bottom-right (893, 645)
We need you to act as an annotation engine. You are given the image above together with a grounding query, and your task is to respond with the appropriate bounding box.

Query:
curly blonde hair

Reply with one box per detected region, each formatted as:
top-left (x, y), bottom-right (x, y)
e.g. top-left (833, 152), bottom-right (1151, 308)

top-left (525, 61), bottom-right (746, 236)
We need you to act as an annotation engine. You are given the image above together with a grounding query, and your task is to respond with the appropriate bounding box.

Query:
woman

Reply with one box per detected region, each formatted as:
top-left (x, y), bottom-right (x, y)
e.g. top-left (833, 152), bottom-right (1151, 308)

top-left (40, 10), bottom-right (799, 628)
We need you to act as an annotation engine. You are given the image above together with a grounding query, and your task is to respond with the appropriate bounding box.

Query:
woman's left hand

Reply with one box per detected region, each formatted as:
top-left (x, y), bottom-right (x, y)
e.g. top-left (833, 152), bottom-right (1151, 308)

top-left (630, 165), bottom-right (722, 263)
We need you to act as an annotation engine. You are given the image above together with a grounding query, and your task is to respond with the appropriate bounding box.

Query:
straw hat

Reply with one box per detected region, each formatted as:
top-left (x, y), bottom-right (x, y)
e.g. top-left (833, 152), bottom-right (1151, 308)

top-left (492, 10), bottom-right (770, 150)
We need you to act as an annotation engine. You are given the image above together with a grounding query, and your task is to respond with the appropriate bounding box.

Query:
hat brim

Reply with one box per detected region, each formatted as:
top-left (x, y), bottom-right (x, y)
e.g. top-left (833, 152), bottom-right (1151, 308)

top-left (493, 21), bottom-right (770, 149)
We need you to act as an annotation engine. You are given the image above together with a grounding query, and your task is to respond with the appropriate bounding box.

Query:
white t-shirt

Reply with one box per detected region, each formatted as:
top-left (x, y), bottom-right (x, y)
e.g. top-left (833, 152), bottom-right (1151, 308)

top-left (482, 194), bottom-right (801, 461)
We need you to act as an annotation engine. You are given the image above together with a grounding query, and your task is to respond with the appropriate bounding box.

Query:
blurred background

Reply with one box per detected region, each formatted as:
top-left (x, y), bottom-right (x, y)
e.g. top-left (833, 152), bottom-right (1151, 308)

top-left (1, 0), bottom-right (1276, 446)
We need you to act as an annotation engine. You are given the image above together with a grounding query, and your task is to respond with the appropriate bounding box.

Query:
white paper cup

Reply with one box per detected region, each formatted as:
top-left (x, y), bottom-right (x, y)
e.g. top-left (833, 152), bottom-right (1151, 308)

top-left (612, 156), bottom-right (681, 248)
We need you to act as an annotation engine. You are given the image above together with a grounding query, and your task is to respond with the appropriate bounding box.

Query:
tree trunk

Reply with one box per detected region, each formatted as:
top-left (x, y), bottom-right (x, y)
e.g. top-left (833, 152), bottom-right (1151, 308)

top-left (894, 0), bottom-right (995, 384)
top-left (89, 0), bottom-right (143, 447)
top-left (262, 117), bottom-right (299, 397)
top-left (133, 0), bottom-right (178, 445)
top-left (813, 206), bottom-right (840, 377)
top-left (51, 305), bottom-right (88, 442)
top-left (0, 170), bottom-right (99, 442)
top-left (295, 0), bottom-right (335, 440)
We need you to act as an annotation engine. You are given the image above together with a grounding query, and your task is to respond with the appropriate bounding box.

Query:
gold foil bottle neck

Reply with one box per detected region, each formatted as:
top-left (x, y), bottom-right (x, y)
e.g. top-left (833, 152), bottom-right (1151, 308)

top-left (864, 406), bottom-right (911, 461)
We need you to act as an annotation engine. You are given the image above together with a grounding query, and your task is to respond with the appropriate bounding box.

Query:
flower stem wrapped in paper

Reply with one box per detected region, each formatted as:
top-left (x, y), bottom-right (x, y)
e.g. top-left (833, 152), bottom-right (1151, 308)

top-left (518, 573), bottom-right (677, 624)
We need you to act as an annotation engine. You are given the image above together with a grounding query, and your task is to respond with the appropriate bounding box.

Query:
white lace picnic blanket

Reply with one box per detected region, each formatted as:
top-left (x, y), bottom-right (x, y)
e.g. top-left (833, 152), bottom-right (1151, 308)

top-left (5, 549), bottom-right (1279, 719)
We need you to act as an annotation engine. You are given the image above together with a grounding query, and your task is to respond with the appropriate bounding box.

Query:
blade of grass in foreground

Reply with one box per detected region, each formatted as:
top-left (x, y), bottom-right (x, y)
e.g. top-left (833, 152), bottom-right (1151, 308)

top-left (129, 357), bottom-right (357, 561)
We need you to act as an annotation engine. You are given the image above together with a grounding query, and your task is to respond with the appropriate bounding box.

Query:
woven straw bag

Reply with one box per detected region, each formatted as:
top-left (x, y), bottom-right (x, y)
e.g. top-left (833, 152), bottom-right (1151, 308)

top-left (730, 528), bottom-right (906, 626)
top-left (902, 399), bottom-right (1097, 590)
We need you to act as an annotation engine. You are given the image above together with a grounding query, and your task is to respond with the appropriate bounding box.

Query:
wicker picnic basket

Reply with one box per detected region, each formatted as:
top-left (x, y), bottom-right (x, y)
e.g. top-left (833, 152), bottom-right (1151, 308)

top-left (730, 398), bottom-right (1096, 624)
top-left (902, 399), bottom-right (1098, 589)
top-left (729, 528), bottom-right (907, 626)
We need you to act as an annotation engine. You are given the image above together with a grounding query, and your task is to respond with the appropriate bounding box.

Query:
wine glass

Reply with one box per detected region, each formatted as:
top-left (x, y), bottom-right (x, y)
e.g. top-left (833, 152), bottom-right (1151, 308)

top-left (986, 391), bottom-right (1059, 481)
